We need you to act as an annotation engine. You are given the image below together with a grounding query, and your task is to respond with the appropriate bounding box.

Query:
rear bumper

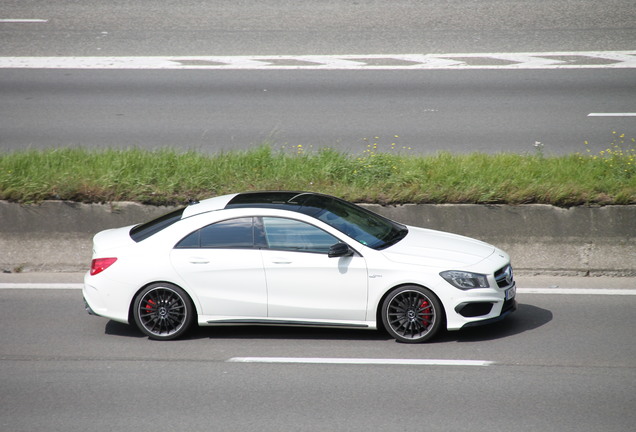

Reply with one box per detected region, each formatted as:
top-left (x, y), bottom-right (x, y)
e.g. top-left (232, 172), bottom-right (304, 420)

top-left (83, 296), bottom-right (97, 316)
top-left (83, 272), bottom-right (132, 324)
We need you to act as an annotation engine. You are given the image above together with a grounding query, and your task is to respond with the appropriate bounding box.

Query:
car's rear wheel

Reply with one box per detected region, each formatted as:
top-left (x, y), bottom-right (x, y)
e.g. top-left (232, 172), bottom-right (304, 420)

top-left (381, 286), bottom-right (443, 343)
top-left (133, 283), bottom-right (194, 340)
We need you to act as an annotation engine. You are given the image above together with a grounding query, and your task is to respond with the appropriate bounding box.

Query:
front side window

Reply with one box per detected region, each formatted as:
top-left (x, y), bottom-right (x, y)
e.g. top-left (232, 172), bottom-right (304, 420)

top-left (176, 217), bottom-right (255, 249)
top-left (262, 217), bottom-right (339, 254)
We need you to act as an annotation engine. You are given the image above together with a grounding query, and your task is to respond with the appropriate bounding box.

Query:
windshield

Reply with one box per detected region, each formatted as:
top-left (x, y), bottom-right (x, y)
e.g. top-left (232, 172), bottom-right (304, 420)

top-left (292, 194), bottom-right (407, 250)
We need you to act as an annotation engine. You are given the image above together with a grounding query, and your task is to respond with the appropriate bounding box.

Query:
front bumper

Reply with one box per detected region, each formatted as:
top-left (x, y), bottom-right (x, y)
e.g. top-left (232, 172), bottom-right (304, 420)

top-left (461, 297), bottom-right (517, 328)
top-left (443, 263), bottom-right (517, 331)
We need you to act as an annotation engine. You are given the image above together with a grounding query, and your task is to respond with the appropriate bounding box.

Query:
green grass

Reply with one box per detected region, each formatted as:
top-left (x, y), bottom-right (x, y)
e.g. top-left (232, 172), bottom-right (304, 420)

top-left (1, 141), bottom-right (635, 206)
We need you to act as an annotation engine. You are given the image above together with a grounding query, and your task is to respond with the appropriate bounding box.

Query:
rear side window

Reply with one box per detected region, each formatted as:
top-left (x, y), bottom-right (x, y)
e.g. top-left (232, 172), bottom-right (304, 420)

top-left (175, 217), bottom-right (255, 249)
top-left (130, 208), bottom-right (185, 242)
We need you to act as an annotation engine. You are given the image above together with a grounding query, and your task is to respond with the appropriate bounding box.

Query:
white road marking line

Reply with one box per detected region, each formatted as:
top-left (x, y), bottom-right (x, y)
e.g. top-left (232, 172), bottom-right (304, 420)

top-left (587, 113), bottom-right (636, 117)
top-left (0, 19), bottom-right (48, 23)
top-left (0, 51), bottom-right (634, 69)
top-left (0, 283), bottom-right (83, 289)
top-left (517, 288), bottom-right (636, 295)
top-left (227, 357), bottom-right (494, 366)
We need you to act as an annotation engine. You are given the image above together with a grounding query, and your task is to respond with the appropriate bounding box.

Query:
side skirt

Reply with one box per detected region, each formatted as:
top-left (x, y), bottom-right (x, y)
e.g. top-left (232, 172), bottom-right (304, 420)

top-left (205, 319), bottom-right (370, 329)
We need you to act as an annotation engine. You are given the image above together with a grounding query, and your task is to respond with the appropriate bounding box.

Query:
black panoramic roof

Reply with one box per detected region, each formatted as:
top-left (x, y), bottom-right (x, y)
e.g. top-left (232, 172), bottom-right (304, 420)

top-left (225, 191), bottom-right (354, 218)
top-left (227, 191), bottom-right (322, 206)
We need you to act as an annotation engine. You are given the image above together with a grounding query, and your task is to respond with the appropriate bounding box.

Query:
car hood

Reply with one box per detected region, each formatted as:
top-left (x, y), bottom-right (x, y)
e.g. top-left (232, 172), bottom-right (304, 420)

top-left (381, 226), bottom-right (495, 268)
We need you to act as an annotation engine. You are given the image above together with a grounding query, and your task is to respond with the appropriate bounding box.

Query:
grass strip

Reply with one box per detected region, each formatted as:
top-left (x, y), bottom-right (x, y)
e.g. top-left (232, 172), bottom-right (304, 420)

top-left (1, 144), bottom-right (634, 206)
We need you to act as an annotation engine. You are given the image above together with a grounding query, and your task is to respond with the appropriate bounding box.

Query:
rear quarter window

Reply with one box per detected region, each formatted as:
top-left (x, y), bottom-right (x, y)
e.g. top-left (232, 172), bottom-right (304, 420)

top-left (129, 208), bottom-right (185, 242)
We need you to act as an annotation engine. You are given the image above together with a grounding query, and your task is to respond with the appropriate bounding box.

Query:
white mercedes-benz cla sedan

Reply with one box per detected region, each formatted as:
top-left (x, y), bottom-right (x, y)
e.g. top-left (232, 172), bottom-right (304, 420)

top-left (84, 191), bottom-right (516, 343)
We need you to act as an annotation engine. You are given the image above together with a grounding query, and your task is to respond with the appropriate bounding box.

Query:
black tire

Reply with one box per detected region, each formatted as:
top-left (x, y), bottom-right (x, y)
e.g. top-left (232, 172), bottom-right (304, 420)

top-left (133, 283), bottom-right (195, 340)
top-left (381, 286), bottom-right (443, 343)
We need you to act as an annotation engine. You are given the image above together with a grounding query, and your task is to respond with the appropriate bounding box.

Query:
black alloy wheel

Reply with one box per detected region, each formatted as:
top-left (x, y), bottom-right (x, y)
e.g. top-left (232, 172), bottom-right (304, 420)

top-left (133, 283), bottom-right (194, 340)
top-left (381, 286), bottom-right (443, 343)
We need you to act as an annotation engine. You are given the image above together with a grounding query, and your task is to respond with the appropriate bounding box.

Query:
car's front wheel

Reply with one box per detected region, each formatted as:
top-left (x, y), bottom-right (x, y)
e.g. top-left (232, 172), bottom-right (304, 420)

top-left (133, 283), bottom-right (194, 340)
top-left (381, 286), bottom-right (443, 343)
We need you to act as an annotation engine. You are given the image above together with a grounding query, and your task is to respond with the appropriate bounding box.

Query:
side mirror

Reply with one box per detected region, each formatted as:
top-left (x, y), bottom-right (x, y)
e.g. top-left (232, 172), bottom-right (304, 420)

top-left (328, 242), bottom-right (354, 258)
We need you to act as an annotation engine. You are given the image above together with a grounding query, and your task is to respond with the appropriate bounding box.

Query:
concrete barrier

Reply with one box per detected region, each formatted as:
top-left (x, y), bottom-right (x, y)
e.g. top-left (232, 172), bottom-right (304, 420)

top-left (1, 200), bottom-right (634, 276)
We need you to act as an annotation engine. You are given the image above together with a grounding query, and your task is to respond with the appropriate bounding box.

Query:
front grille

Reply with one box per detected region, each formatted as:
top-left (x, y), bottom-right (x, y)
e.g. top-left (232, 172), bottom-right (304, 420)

top-left (495, 265), bottom-right (514, 289)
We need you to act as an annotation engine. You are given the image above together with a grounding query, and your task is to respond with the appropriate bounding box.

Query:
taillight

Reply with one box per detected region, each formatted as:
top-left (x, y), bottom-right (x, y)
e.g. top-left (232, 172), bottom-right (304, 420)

top-left (90, 257), bottom-right (117, 276)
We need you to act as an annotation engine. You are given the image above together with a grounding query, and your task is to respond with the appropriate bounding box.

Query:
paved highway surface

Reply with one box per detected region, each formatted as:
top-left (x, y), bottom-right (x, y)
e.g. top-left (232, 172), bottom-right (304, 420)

top-left (1, 3), bottom-right (635, 429)
top-left (1, 0), bottom-right (635, 55)
top-left (2, 1), bottom-right (635, 154)
top-left (1, 67), bottom-right (634, 154)
top-left (1, 278), bottom-right (635, 432)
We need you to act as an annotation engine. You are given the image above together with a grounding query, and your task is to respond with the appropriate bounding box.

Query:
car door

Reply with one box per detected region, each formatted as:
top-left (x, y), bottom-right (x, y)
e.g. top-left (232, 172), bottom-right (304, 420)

top-left (260, 217), bottom-right (369, 322)
top-left (170, 217), bottom-right (267, 318)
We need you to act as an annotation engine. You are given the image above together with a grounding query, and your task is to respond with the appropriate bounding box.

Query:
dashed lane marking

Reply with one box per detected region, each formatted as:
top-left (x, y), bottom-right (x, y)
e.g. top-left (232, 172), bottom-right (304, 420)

top-left (588, 113), bottom-right (636, 117)
top-left (0, 19), bottom-right (48, 23)
top-left (0, 51), bottom-right (635, 69)
top-left (227, 357), bottom-right (494, 366)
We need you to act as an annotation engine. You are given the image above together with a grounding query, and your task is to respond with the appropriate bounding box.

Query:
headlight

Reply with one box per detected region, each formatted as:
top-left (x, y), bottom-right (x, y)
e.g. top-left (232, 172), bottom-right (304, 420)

top-left (440, 270), bottom-right (489, 290)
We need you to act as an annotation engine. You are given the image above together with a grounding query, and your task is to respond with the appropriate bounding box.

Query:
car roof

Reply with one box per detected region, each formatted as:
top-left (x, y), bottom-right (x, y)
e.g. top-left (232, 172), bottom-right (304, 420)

top-left (181, 191), bottom-right (336, 219)
top-left (181, 193), bottom-right (237, 218)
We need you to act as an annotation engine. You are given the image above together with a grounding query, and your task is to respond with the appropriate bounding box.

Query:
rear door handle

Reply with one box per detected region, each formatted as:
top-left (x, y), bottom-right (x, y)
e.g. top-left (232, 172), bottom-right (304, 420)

top-left (189, 257), bottom-right (210, 264)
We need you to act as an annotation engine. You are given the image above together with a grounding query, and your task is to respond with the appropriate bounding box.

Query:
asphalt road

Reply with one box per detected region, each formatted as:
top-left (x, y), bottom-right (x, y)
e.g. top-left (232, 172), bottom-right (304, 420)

top-left (2, 1), bottom-right (635, 154)
top-left (2, 3), bottom-right (635, 431)
top-left (1, 285), bottom-right (635, 432)
top-left (2, 68), bottom-right (635, 155)
top-left (1, 0), bottom-right (635, 55)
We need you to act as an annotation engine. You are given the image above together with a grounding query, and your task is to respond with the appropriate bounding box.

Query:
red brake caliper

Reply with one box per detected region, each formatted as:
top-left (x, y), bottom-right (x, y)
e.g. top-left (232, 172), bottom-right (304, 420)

top-left (146, 299), bottom-right (156, 312)
top-left (420, 299), bottom-right (431, 326)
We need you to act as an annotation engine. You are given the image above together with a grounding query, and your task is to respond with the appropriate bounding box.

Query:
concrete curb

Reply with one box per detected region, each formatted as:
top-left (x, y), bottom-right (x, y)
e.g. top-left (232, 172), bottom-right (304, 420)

top-left (1, 200), bottom-right (635, 276)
